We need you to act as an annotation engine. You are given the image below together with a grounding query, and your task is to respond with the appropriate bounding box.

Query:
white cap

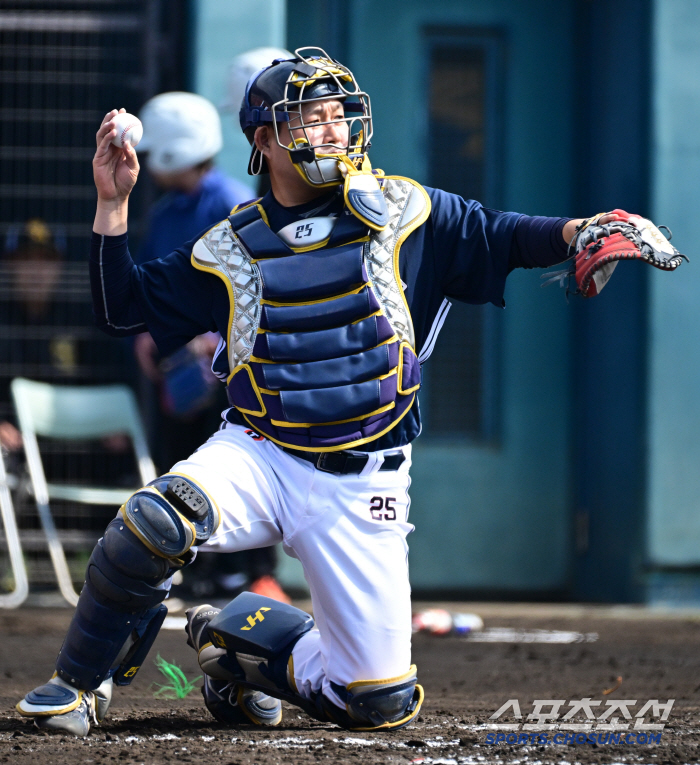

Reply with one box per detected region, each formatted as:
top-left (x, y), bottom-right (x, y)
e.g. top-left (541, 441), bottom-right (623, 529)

top-left (220, 46), bottom-right (293, 113)
top-left (137, 92), bottom-right (223, 173)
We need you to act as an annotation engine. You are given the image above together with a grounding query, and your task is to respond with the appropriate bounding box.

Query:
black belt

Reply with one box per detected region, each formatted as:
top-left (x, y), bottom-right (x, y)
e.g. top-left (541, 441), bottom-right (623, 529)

top-left (282, 447), bottom-right (405, 475)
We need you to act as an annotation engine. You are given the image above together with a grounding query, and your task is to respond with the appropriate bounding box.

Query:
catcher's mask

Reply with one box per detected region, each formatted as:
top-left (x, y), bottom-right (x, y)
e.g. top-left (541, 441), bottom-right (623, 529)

top-left (239, 47), bottom-right (372, 188)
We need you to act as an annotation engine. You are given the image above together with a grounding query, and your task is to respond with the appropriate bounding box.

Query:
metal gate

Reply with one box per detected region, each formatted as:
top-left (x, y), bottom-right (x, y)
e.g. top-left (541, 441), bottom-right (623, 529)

top-left (0, 0), bottom-right (188, 601)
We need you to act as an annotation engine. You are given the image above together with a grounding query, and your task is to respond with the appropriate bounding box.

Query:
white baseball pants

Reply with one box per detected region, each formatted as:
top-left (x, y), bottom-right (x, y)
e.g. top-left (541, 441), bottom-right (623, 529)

top-left (172, 424), bottom-right (415, 709)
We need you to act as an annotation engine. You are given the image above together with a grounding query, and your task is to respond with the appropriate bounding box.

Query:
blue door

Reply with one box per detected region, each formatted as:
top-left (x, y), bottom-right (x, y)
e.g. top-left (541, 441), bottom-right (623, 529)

top-left (348, 0), bottom-right (578, 595)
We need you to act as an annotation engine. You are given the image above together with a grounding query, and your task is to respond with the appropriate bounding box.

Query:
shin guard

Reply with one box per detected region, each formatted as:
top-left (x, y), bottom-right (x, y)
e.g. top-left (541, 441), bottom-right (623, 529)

top-left (193, 592), bottom-right (423, 731)
top-left (56, 518), bottom-right (177, 690)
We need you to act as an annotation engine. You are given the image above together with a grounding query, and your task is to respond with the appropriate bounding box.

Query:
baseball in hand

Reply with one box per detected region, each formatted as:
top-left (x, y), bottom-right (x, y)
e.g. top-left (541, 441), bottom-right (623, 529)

top-left (111, 113), bottom-right (143, 148)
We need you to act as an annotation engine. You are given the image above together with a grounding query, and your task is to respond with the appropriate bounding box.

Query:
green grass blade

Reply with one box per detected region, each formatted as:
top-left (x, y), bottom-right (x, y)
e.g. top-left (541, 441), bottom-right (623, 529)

top-left (152, 654), bottom-right (202, 699)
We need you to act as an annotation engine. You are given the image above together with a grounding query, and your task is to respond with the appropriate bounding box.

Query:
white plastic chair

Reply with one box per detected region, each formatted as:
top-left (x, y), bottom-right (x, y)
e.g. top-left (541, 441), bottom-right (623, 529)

top-left (10, 378), bottom-right (157, 606)
top-left (0, 449), bottom-right (29, 608)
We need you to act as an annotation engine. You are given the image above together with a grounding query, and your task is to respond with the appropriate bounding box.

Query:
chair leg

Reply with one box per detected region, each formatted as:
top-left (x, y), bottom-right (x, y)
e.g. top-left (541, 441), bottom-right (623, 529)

top-left (0, 455), bottom-right (28, 608)
top-left (21, 431), bottom-right (79, 607)
top-left (34, 500), bottom-right (79, 607)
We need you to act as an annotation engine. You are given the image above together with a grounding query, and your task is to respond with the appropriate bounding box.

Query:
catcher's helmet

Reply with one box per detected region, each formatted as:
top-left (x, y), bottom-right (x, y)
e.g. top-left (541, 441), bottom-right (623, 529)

top-left (239, 47), bottom-right (372, 187)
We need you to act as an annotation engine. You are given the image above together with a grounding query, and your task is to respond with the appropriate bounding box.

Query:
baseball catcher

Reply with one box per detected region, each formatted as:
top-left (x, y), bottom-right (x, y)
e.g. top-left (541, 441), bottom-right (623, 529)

top-left (17, 48), bottom-right (685, 736)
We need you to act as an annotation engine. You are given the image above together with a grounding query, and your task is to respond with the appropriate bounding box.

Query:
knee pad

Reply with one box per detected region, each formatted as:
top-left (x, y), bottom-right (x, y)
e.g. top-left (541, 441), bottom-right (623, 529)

top-left (122, 473), bottom-right (219, 559)
top-left (325, 667), bottom-right (424, 730)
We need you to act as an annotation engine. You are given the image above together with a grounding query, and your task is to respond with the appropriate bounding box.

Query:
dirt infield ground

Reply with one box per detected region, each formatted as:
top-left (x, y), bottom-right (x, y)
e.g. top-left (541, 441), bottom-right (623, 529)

top-left (0, 603), bottom-right (699, 765)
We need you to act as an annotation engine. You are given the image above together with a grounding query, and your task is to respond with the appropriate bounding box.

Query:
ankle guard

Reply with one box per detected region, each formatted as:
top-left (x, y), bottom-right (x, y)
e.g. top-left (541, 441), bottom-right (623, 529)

top-left (17, 676), bottom-right (113, 736)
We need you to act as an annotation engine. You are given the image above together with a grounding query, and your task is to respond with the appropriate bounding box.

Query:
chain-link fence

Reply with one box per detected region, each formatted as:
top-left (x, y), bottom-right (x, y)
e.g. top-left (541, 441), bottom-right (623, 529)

top-left (0, 0), bottom-right (187, 601)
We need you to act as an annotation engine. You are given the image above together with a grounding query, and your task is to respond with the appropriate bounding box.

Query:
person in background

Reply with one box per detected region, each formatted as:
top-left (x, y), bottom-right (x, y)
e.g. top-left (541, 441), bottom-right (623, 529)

top-left (0, 219), bottom-right (135, 492)
top-left (0, 219), bottom-right (68, 453)
top-left (133, 92), bottom-right (290, 604)
top-left (220, 47), bottom-right (293, 198)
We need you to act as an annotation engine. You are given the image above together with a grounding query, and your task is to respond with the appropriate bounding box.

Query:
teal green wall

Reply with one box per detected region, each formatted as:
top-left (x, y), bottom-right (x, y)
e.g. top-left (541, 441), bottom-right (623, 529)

top-left (192, 0), bottom-right (311, 594)
top-left (189, 0), bottom-right (700, 599)
top-left (649, 0), bottom-right (700, 566)
top-left (346, 0), bottom-right (577, 592)
top-left (192, 0), bottom-right (286, 191)
top-left (568, 0), bottom-right (650, 603)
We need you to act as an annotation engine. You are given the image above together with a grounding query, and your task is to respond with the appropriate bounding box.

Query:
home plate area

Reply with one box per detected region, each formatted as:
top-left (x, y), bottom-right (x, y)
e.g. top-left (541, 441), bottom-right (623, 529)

top-left (1, 606), bottom-right (700, 765)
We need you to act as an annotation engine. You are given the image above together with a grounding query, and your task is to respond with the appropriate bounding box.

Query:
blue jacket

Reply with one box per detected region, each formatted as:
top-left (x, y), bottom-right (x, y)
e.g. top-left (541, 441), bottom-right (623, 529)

top-left (136, 168), bottom-right (253, 264)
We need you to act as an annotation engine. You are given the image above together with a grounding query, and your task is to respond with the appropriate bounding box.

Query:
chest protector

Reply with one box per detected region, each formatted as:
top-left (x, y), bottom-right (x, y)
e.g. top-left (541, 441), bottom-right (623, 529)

top-left (191, 177), bottom-right (431, 452)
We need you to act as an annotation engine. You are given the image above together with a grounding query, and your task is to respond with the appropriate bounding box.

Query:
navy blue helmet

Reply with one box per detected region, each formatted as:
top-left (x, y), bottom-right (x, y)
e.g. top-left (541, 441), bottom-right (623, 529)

top-left (239, 47), bottom-right (373, 186)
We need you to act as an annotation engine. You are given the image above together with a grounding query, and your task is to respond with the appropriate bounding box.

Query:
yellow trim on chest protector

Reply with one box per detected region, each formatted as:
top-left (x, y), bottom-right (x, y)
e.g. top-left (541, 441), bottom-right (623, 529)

top-left (190, 175), bottom-right (431, 451)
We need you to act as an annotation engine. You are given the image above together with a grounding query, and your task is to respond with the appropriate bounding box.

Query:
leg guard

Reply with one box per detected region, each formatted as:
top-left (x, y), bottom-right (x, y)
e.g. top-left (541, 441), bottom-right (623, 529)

top-left (190, 593), bottom-right (315, 711)
top-left (55, 473), bottom-right (218, 691)
top-left (191, 592), bottom-right (423, 731)
top-left (321, 668), bottom-right (424, 731)
top-left (56, 518), bottom-right (172, 690)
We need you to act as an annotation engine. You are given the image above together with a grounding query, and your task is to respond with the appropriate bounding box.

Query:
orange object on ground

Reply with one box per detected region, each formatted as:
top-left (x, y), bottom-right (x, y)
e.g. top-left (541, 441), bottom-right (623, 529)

top-left (248, 575), bottom-right (292, 604)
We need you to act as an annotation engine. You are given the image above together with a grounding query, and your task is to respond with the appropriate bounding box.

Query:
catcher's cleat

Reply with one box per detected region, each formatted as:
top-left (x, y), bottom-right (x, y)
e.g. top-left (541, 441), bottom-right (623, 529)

top-left (186, 604), bottom-right (282, 726)
top-left (16, 675), bottom-right (113, 737)
top-left (202, 677), bottom-right (282, 726)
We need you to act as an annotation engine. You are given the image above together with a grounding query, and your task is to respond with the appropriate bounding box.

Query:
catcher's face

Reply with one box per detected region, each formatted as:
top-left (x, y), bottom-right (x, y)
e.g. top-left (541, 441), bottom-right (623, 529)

top-left (286, 99), bottom-right (349, 154)
top-left (257, 99), bottom-right (349, 194)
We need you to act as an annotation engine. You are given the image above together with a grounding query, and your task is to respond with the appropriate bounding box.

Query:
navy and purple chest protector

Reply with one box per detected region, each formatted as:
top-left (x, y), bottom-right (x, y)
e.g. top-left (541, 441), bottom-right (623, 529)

top-left (191, 177), bottom-right (430, 452)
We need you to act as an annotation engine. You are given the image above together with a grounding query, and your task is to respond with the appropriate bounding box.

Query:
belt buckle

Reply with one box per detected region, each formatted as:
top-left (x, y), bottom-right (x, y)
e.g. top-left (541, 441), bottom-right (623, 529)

top-left (315, 452), bottom-right (341, 474)
top-left (315, 450), bottom-right (368, 474)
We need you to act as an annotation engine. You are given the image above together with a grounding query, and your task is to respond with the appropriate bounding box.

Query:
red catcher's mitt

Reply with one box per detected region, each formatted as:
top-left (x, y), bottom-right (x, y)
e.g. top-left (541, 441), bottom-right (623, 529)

top-left (542, 209), bottom-right (688, 298)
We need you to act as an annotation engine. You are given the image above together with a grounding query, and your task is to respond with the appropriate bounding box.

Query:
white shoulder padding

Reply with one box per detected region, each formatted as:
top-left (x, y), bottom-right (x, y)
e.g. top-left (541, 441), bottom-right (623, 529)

top-left (400, 184), bottom-right (429, 230)
top-left (192, 220), bottom-right (230, 267)
top-left (192, 237), bottom-right (218, 266)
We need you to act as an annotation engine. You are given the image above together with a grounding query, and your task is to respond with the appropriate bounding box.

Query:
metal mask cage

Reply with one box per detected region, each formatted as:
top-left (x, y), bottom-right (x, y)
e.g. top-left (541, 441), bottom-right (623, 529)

top-left (270, 47), bottom-right (373, 186)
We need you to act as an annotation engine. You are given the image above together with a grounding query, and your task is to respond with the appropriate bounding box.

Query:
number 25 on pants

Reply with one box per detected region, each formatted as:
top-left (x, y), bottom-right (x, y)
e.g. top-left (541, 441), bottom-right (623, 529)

top-left (369, 496), bottom-right (397, 521)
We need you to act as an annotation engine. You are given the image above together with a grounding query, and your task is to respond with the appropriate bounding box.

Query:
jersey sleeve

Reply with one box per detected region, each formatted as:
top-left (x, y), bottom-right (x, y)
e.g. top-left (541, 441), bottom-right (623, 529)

top-left (132, 237), bottom-right (223, 355)
top-left (509, 214), bottom-right (571, 270)
top-left (424, 187), bottom-right (521, 307)
top-left (90, 229), bottom-right (225, 357)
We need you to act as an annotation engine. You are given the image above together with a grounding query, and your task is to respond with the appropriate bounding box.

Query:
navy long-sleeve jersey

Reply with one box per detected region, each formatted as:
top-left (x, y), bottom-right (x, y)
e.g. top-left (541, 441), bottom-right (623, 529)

top-left (90, 186), bottom-right (571, 451)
